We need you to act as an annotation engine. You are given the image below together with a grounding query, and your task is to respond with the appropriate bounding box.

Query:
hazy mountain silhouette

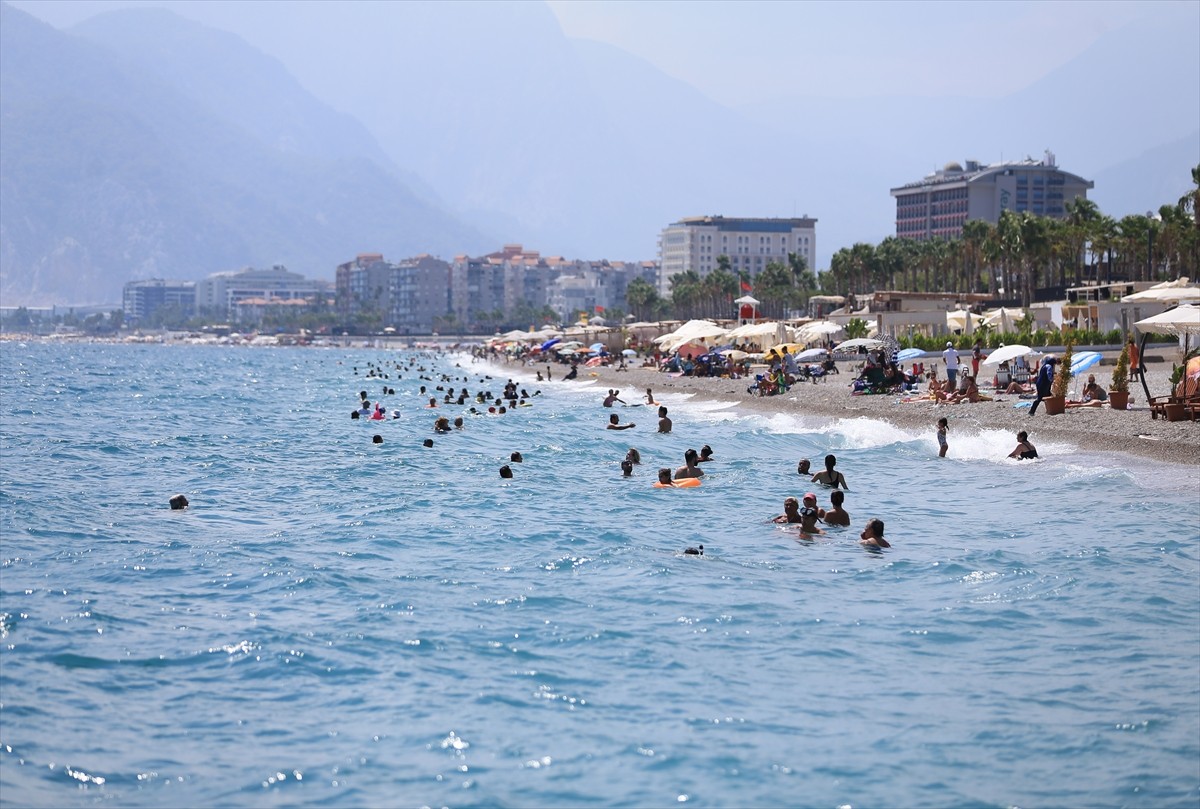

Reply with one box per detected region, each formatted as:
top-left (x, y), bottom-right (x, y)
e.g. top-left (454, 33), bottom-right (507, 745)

top-left (0, 3), bottom-right (487, 305)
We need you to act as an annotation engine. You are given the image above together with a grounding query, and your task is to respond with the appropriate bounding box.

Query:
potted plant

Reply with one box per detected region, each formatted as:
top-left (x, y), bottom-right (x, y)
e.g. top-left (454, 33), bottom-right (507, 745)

top-left (1109, 344), bottom-right (1131, 410)
top-left (1044, 340), bottom-right (1073, 415)
top-left (1165, 363), bottom-right (1188, 421)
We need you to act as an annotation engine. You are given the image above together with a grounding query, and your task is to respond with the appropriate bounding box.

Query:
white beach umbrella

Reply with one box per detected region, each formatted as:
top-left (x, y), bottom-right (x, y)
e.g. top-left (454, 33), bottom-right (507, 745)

top-left (1122, 286), bottom-right (1200, 303)
top-left (982, 344), bottom-right (1035, 366)
top-left (734, 295), bottom-right (760, 306)
top-left (1134, 304), bottom-right (1200, 335)
top-left (833, 338), bottom-right (884, 352)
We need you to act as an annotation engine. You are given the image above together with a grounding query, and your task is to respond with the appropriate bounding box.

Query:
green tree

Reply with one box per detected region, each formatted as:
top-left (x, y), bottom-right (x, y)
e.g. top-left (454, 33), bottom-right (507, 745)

top-left (624, 277), bottom-right (659, 322)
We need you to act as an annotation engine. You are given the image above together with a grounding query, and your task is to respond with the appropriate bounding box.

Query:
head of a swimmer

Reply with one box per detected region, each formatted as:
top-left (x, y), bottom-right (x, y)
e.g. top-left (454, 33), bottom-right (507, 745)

top-left (830, 490), bottom-right (845, 507)
top-left (621, 459), bottom-right (633, 477)
top-left (657, 468), bottom-right (673, 484)
top-left (797, 458), bottom-right (811, 475)
top-left (862, 518), bottom-right (884, 539)
top-left (499, 465), bottom-right (513, 479)
top-left (684, 448), bottom-right (699, 464)
top-left (824, 454), bottom-right (837, 471)
top-left (783, 496), bottom-right (799, 514)
top-left (699, 444), bottom-right (713, 459)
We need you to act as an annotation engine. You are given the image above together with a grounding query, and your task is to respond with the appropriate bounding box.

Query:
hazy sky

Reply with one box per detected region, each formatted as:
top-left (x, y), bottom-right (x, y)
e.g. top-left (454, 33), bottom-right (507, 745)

top-left (10, 0), bottom-right (1173, 106)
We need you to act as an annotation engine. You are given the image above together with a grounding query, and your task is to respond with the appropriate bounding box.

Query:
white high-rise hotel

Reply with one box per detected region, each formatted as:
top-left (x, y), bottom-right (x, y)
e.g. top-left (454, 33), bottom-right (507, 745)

top-left (657, 215), bottom-right (817, 296)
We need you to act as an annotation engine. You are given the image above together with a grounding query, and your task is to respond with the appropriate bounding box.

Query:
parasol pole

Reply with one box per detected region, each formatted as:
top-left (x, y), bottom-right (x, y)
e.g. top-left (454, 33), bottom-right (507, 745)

top-left (1138, 332), bottom-right (1153, 403)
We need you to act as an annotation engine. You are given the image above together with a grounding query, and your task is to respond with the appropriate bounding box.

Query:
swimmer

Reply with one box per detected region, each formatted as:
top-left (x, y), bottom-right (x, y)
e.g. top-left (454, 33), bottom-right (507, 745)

top-left (499, 465), bottom-right (513, 479)
top-left (811, 454), bottom-right (848, 489)
top-left (427, 397), bottom-right (438, 408)
top-left (772, 496), bottom-right (803, 524)
top-left (626, 448), bottom-right (641, 465)
top-left (824, 490), bottom-right (851, 527)
top-left (434, 417), bottom-right (451, 433)
top-left (655, 468), bottom-right (677, 487)
top-left (860, 517), bottom-right (890, 548)
top-left (657, 406), bottom-right (672, 434)
top-left (603, 389), bottom-right (626, 407)
top-left (797, 458), bottom-right (811, 476)
top-left (607, 413), bottom-right (635, 431)
top-left (350, 410), bottom-right (360, 420)
top-left (621, 459), bottom-right (634, 477)
top-left (372, 434), bottom-right (383, 444)
top-left (454, 417), bottom-right (464, 429)
top-left (1008, 430), bottom-right (1038, 460)
top-left (645, 388), bottom-right (656, 405)
top-left (697, 444), bottom-right (713, 463)
top-left (674, 448), bottom-right (704, 479)
top-left (684, 544), bottom-right (704, 556)
top-left (510, 451), bottom-right (523, 463)
top-left (169, 494), bottom-right (189, 510)
top-left (422, 438), bottom-right (434, 448)
top-left (936, 417), bottom-right (948, 458)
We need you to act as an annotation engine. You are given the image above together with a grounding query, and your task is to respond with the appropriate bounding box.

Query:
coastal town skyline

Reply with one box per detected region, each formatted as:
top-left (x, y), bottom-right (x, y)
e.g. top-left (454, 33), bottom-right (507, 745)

top-left (2, 0), bottom-right (1196, 307)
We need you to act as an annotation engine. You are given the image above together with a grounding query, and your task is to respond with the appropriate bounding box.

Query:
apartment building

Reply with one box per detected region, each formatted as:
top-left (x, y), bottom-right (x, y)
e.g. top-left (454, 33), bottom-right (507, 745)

top-left (122, 279), bottom-right (197, 323)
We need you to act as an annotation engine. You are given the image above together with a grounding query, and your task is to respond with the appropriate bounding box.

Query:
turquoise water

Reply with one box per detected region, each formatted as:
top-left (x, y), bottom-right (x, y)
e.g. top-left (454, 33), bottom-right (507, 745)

top-left (1, 342), bottom-right (1197, 808)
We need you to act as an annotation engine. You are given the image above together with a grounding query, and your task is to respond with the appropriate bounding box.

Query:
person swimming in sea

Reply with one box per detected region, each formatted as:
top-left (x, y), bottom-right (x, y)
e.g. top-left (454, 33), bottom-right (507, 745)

top-left (811, 454), bottom-right (848, 489)
top-left (1008, 431), bottom-right (1038, 460)
top-left (797, 458), bottom-right (811, 476)
top-left (674, 448), bottom-right (704, 479)
top-left (824, 490), bottom-right (851, 527)
top-left (860, 517), bottom-right (890, 548)
top-left (607, 413), bottom-right (635, 430)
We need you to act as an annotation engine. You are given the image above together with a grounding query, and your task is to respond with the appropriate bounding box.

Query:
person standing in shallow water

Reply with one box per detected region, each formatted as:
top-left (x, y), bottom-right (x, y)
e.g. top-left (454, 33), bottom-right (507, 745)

top-left (860, 518), bottom-right (890, 548)
top-left (936, 417), bottom-right (949, 458)
top-left (811, 454), bottom-right (848, 489)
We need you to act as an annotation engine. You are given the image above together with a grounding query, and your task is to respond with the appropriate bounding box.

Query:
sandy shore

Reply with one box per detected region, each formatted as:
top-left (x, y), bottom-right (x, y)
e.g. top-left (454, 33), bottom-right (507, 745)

top-left (532, 352), bottom-right (1200, 466)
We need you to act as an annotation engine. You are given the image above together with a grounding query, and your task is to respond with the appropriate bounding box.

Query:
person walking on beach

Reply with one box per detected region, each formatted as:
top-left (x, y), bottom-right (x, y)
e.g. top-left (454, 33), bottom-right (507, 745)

top-left (1029, 356), bottom-right (1057, 415)
top-left (1127, 338), bottom-right (1141, 382)
top-left (936, 417), bottom-right (949, 457)
top-left (811, 454), bottom-right (848, 489)
top-left (972, 340), bottom-right (985, 378)
top-left (943, 342), bottom-right (961, 389)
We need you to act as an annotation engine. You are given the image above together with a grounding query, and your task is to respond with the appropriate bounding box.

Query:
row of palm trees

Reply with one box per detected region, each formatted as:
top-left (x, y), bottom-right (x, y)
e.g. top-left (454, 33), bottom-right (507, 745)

top-left (824, 166), bottom-right (1199, 307)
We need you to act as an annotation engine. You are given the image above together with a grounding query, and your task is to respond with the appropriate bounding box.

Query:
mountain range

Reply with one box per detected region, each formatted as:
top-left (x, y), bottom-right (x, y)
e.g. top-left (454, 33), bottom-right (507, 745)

top-left (1, 0), bottom-right (1196, 306)
top-left (0, 3), bottom-right (488, 306)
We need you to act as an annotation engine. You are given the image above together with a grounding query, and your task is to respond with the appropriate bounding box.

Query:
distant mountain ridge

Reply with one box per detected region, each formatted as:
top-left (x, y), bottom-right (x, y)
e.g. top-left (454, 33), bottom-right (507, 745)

top-left (0, 3), bottom-right (488, 305)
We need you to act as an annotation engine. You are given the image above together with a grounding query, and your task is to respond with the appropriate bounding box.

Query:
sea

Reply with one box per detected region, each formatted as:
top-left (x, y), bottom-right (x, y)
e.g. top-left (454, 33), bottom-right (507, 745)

top-left (1, 341), bottom-right (1197, 808)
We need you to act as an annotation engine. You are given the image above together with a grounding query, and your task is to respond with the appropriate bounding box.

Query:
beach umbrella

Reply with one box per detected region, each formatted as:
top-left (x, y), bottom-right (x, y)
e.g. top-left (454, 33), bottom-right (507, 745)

top-left (621, 348), bottom-right (637, 356)
top-left (589, 342), bottom-right (605, 351)
top-left (765, 342), bottom-right (805, 357)
top-left (1134, 304), bottom-right (1200, 335)
top-left (982, 344), bottom-right (1034, 366)
top-left (677, 342), bottom-right (708, 360)
top-left (896, 347), bottom-right (924, 362)
top-left (794, 347), bottom-right (828, 362)
top-left (724, 350), bottom-right (751, 361)
top-left (539, 337), bottom-right (561, 351)
top-left (1071, 351), bottom-right (1102, 374)
top-left (734, 295), bottom-right (760, 306)
top-left (833, 338), bottom-right (884, 352)
top-left (1122, 284), bottom-right (1200, 303)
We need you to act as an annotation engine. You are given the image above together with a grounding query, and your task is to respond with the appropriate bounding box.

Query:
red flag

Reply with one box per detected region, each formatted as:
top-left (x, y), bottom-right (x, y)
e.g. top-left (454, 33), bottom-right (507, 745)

top-left (594, 305), bottom-right (605, 313)
top-left (740, 281), bottom-right (752, 292)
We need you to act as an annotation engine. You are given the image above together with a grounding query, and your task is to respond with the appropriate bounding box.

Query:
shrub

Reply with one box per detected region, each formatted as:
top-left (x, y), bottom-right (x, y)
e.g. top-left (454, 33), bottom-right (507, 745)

top-left (1052, 341), bottom-right (1074, 398)
top-left (1110, 345), bottom-right (1129, 393)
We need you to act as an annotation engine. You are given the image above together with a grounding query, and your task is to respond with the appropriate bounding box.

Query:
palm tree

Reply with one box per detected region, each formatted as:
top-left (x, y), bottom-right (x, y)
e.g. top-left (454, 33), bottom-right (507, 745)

top-left (624, 277), bottom-right (658, 322)
top-left (669, 270), bottom-right (702, 320)
top-left (703, 268), bottom-right (738, 319)
top-left (1065, 197), bottom-right (1100, 286)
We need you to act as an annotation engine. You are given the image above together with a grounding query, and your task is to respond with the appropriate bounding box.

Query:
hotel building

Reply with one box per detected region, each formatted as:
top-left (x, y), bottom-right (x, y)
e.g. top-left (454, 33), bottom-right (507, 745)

top-left (657, 215), bottom-right (817, 296)
top-left (890, 151), bottom-right (1093, 241)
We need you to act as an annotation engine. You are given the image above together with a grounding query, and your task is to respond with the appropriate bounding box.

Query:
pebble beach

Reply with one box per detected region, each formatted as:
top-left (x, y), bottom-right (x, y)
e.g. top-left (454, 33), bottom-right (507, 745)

top-left (577, 352), bottom-right (1199, 466)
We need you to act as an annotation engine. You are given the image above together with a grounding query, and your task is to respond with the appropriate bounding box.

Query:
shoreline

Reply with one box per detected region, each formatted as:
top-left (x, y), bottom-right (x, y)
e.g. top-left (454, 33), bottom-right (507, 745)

top-left (545, 360), bottom-right (1199, 467)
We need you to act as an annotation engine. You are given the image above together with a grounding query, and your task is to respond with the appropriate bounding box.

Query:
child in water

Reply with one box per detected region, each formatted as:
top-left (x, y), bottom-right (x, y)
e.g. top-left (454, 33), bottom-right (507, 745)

top-left (936, 417), bottom-right (948, 458)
